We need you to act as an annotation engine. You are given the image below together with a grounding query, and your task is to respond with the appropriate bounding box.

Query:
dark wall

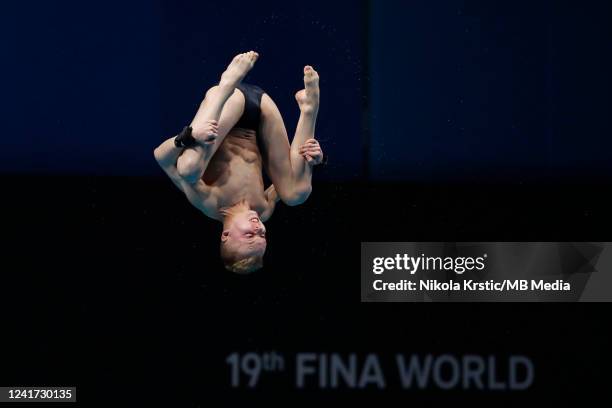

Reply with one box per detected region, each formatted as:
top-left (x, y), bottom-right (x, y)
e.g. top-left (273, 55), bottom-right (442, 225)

top-left (1, 0), bottom-right (161, 175)
top-left (2, 1), bottom-right (611, 182)
top-left (368, 1), bottom-right (612, 182)
top-left (1, 0), bottom-right (363, 180)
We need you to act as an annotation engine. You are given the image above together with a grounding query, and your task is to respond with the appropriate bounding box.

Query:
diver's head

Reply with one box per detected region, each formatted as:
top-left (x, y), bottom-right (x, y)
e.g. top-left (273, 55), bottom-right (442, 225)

top-left (220, 201), bottom-right (267, 274)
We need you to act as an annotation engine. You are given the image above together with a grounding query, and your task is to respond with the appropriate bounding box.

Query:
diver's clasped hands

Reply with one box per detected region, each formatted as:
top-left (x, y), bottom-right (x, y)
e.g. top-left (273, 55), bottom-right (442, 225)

top-left (193, 119), bottom-right (219, 146)
top-left (299, 138), bottom-right (324, 166)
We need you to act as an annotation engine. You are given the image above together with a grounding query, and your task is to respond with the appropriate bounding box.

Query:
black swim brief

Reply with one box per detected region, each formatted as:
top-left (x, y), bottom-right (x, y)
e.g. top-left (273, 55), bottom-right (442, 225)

top-left (234, 82), bottom-right (265, 132)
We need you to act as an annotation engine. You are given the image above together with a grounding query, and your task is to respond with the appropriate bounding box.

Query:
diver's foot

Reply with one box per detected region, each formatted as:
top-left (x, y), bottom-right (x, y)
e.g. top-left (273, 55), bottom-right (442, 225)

top-left (295, 65), bottom-right (320, 114)
top-left (219, 51), bottom-right (259, 89)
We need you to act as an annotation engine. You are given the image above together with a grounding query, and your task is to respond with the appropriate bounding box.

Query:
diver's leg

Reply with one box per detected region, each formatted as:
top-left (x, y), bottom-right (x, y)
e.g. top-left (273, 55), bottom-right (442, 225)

top-left (291, 65), bottom-right (320, 159)
top-left (176, 90), bottom-right (244, 183)
top-left (176, 51), bottom-right (258, 183)
top-left (258, 66), bottom-right (321, 205)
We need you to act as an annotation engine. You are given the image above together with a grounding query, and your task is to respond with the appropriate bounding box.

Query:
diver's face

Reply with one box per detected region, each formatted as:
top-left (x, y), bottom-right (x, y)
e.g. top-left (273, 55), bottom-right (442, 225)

top-left (222, 210), bottom-right (267, 257)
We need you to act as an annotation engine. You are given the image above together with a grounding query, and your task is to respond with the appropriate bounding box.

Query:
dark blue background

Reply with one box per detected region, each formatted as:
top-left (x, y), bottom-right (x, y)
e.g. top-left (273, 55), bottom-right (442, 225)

top-left (2, 1), bottom-right (611, 182)
top-left (1, 0), bottom-right (160, 175)
top-left (368, 1), bottom-right (612, 182)
top-left (1, 0), bottom-right (363, 180)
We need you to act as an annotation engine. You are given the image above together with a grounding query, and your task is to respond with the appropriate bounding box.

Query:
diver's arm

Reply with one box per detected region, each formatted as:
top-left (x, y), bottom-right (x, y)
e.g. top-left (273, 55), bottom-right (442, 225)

top-left (260, 185), bottom-right (280, 222)
top-left (153, 137), bottom-right (187, 192)
top-left (284, 134), bottom-right (323, 206)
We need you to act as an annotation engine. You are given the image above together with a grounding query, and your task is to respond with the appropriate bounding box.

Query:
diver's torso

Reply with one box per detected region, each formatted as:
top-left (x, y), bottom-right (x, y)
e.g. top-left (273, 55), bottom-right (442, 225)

top-left (196, 128), bottom-right (268, 220)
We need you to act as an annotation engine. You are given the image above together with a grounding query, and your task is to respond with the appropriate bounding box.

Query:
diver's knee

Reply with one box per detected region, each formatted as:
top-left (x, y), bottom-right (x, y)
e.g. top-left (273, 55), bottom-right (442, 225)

top-left (204, 85), bottom-right (220, 99)
top-left (283, 185), bottom-right (312, 207)
top-left (176, 154), bottom-right (203, 183)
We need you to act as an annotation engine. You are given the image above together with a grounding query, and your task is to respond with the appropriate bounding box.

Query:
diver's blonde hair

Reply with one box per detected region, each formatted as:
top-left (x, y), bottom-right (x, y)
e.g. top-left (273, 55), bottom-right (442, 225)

top-left (222, 254), bottom-right (264, 274)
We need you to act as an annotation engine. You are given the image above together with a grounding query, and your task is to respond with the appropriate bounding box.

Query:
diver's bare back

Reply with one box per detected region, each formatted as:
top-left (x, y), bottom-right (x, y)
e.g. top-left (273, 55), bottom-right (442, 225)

top-left (195, 126), bottom-right (268, 220)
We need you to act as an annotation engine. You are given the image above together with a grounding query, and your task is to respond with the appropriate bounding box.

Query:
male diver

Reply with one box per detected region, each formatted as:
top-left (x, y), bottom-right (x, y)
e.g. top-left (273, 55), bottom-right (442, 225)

top-left (153, 51), bottom-right (323, 273)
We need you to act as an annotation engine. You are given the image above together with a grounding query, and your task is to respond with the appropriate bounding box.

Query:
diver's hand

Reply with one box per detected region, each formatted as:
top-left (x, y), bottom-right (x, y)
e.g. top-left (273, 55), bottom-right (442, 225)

top-left (298, 138), bottom-right (323, 166)
top-left (193, 119), bottom-right (219, 145)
